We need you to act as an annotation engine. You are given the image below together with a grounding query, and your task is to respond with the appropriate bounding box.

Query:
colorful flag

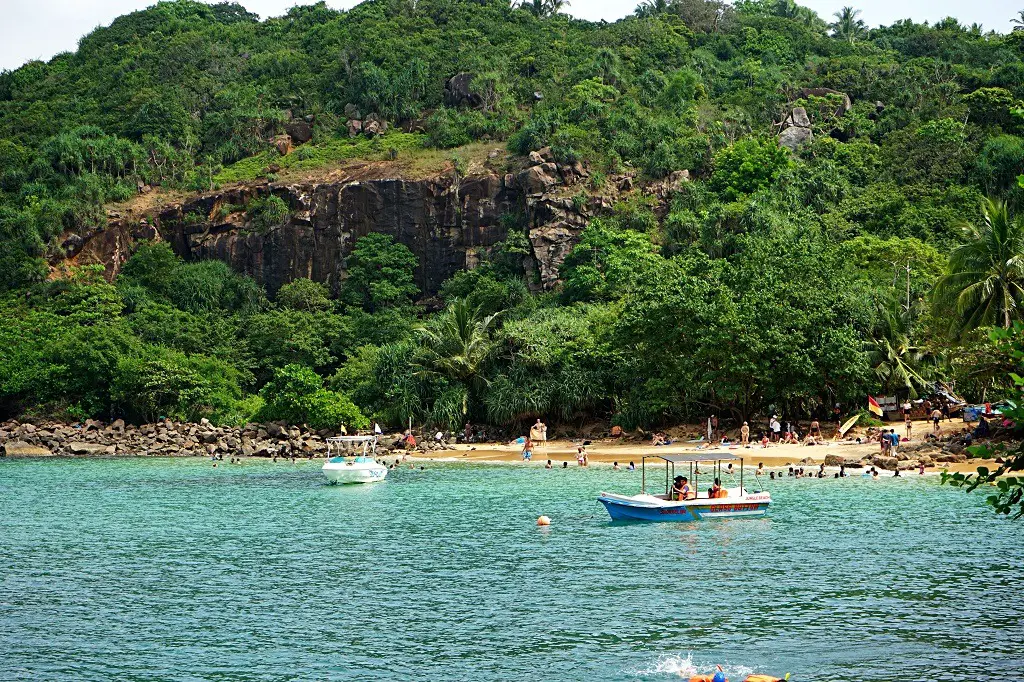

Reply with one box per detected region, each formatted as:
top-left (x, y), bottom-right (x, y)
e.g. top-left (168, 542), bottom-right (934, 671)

top-left (868, 396), bottom-right (883, 417)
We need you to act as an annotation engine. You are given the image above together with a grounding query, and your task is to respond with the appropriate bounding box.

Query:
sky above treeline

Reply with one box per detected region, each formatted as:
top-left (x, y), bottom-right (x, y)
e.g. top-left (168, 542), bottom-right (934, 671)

top-left (1, 0), bottom-right (1021, 71)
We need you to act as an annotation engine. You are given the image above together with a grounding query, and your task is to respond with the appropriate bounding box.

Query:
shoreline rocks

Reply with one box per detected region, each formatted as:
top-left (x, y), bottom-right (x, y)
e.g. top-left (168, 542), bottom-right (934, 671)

top-left (0, 419), bottom-right (456, 458)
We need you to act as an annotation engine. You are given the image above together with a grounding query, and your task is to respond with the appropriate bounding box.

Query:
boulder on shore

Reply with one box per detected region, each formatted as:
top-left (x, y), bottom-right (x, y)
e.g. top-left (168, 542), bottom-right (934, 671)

top-left (2, 440), bottom-right (52, 457)
top-left (872, 455), bottom-right (898, 471)
top-left (68, 441), bottom-right (113, 456)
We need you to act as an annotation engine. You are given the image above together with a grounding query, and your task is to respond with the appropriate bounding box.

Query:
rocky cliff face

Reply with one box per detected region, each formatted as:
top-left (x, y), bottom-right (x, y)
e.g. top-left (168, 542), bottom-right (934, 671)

top-left (65, 158), bottom-right (606, 296)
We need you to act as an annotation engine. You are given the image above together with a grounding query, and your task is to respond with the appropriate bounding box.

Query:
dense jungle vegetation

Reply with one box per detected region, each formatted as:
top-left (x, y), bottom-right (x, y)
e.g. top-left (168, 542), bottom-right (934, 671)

top-left (2, 0), bottom-right (1024, 433)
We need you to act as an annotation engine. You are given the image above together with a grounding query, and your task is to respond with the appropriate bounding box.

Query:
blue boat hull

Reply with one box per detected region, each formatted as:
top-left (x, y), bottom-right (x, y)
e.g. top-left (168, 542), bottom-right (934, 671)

top-left (599, 495), bottom-right (770, 522)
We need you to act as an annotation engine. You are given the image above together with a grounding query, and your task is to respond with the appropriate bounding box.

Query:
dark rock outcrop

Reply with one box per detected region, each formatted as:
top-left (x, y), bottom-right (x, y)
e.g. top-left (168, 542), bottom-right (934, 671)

top-left (57, 159), bottom-right (650, 294)
top-left (444, 72), bottom-right (483, 108)
top-left (285, 121), bottom-right (313, 144)
top-left (149, 174), bottom-right (520, 296)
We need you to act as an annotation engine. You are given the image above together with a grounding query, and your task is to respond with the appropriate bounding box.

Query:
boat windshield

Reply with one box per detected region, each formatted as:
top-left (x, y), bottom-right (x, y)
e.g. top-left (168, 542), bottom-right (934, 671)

top-left (326, 436), bottom-right (378, 459)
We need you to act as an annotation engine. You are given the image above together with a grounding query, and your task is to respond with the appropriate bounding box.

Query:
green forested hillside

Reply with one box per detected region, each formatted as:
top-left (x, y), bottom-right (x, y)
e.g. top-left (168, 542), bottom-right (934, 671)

top-left (2, 0), bottom-right (1024, 430)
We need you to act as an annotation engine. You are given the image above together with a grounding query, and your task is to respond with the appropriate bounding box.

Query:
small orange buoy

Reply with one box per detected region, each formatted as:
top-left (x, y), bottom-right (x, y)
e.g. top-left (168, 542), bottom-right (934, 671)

top-left (536, 515), bottom-right (551, 526)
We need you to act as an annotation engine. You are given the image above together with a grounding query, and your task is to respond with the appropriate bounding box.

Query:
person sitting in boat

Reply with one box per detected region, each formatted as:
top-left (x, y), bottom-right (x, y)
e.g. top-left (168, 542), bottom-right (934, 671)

top-left (709, 478), bottom-right (726, 498)
top-left (671, 476), bottom-right (692, 501)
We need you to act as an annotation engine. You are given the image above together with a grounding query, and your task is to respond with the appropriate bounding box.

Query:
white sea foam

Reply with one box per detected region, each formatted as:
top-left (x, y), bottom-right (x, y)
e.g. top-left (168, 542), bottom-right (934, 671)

top-left (633, 653), bottom-right (755, 679)
top-left (633, 653), bottom-right (696, 677)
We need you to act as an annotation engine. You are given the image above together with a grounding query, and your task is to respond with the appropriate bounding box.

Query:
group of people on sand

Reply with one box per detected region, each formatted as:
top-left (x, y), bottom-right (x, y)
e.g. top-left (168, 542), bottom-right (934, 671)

top-left (733, 415), bottom-right (831, 448)
top-left (651, 431), bottom-right (674, 446)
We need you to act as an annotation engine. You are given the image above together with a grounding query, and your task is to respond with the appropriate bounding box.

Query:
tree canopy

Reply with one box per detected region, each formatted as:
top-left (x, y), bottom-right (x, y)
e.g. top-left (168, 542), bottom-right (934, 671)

top-left (2, 0), bottom-right (1024, 436)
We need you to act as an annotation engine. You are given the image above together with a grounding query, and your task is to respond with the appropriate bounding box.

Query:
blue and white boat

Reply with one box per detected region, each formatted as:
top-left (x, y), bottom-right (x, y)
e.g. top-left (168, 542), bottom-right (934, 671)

top-left (322, 436), bottom-right (387, 484)
top-left (598, 453), bottom-right (770, 521)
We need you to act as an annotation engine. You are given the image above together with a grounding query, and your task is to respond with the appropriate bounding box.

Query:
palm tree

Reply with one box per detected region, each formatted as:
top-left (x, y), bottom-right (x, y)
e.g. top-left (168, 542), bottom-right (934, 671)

top-left (516, 0), bottom-right (568, 18)
top-left (414, 299), bottom-right (499, 418)
top-left (932, 198), bottom-right (1024, 336)
top-left (593, 48), bottom-right (621, 85)
top-left (634, 0), bottom-right (668, 18)
top-left (830, 6), bottom-right (867, 43)
top-left (1011, 10), bottom-right (1024, 27)
top-left (866, 306), bottom-right (931, 398)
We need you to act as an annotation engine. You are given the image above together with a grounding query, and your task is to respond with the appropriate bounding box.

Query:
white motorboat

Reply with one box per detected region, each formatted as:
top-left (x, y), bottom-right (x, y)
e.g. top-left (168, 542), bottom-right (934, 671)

top-left (322, 436), bottom-right (387, 484)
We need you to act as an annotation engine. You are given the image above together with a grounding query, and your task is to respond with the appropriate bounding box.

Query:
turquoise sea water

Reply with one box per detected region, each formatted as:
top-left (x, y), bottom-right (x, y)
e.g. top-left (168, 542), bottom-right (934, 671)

top-left (1, 457), bottom-right (1020, 681)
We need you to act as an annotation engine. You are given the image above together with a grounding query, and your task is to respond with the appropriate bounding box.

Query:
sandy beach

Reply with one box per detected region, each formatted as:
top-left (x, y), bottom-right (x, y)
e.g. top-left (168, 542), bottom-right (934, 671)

top-left (409, 418), bottom-right (994, 475)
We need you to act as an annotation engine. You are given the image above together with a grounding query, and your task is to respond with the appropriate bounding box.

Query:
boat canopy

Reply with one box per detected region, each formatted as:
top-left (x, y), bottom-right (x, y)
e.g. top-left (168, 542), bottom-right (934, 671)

top-left (644, 452), bottom-right (742, 463)
top-left (326, 435), bottom-right (378, 443)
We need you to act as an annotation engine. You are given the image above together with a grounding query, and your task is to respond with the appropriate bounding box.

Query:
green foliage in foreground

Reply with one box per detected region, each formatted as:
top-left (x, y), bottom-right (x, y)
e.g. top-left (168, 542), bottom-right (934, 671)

top-left (943, 324), bottom-right (1024, 519)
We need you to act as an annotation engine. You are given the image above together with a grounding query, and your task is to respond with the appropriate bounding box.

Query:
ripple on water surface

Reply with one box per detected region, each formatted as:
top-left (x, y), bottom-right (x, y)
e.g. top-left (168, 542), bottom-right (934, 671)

top-left (0, 458), bottom-right (1021, 681)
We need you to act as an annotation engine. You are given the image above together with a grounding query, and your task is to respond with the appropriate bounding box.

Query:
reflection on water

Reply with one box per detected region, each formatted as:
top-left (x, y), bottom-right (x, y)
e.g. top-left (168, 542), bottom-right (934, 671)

top-left (0, 458), bottom-right (1020, 681)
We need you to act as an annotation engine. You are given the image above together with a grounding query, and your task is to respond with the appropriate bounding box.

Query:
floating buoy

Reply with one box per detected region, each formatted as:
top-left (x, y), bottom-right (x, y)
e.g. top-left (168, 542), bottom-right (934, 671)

top-left (536, 515), bottom-right (551, 526)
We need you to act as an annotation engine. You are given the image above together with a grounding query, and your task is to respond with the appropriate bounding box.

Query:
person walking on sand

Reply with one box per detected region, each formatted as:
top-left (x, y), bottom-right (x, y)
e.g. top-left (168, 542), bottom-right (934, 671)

top-left (770, 415), bottom-right (781, 442)
top-left (931, 407), bottom-right (942, 433)
top-left (741, 421), bottom-right (750, 444)
top-left (522, 438), bottom-right (533, 461)
top-left (905, 414), bottom-right (913, 441)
